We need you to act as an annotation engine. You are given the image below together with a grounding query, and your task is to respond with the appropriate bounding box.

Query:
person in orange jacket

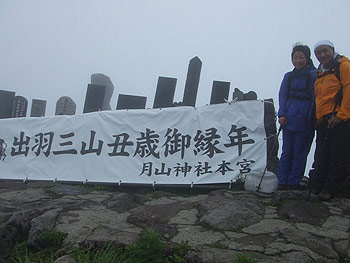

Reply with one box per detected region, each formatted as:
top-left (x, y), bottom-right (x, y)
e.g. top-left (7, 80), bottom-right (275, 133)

top-left (310, 40), bottom-right (350, 201)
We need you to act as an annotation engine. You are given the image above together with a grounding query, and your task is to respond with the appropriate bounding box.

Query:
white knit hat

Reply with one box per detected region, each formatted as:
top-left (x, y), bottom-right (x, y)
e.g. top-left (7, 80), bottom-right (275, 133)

top-left (314, 40), bottom-right (334, 51)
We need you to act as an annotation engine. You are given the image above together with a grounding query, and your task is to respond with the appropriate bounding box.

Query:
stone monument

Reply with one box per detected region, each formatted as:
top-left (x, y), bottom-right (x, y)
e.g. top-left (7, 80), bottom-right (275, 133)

top-left (55, 96), bottom-right (76, 115)
top-left (30, 99), bottom-right (46, 117)
top-left (12, 96), bottom-right (28, 118)
top-left (91, 73), bottom-right (114, 110)
top-left (232, 88), bottom-right (244, 101)
top-left (182, 56), bottom-right (202, 107)
top-left (83, 74), bottom-right (114, 113)
top-left (83, 84), bottom-right (106, 113)
top-left (116, 94), bottom-right (147, 110)
top-left (209, 81), bottom-right (230, 104)
top-left (244, 91), bottom-right (258, 100)
top-left (232, 88), bottom-right (258, 101)
top-left (264, 98), bottom-right (279, 175)
top-left (153, 76), bottom-right (177, 109)
top-left (0, 90), bottom-right (15, 119)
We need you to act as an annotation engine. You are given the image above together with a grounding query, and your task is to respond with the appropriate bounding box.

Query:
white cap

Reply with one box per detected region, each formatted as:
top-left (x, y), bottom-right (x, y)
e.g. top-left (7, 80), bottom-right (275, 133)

top-left (314, 40), bottom-right (334, 51)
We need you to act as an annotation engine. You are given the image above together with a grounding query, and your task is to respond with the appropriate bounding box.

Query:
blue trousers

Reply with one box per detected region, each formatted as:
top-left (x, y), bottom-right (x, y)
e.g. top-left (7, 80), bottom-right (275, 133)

top-left (278, 129), bottom-right (314, 185)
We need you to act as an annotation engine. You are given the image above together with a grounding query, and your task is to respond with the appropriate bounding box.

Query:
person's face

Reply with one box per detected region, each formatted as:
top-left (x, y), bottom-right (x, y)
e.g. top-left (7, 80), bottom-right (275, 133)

top-left (292, 51), bottom-right (307, 70)
top-left (315, 45), bottom-right (335, 66)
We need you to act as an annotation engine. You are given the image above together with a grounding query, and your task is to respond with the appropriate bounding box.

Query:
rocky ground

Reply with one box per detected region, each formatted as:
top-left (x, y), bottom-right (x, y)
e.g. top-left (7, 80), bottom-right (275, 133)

top-left (0, 180), bottom-right (349, 263)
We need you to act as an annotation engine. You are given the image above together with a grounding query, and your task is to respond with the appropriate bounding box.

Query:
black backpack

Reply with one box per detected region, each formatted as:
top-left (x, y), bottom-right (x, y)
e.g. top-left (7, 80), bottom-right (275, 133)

top-left (287, 69), bottom-right (313, 101)
top-left (333, 58), bottom-right (343, 111)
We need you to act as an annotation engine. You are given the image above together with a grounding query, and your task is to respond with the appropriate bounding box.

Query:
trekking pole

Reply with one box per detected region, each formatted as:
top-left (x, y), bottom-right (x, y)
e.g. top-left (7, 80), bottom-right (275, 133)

top-left (256, 124), bottom-right (283, 192)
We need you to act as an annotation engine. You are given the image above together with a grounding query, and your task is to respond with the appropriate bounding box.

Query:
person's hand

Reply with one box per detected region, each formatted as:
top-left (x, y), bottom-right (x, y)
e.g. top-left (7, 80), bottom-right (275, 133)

top-left (278, 116), bottom-right (287, 126)
top-left (327, 115), bottom-right (342, 129)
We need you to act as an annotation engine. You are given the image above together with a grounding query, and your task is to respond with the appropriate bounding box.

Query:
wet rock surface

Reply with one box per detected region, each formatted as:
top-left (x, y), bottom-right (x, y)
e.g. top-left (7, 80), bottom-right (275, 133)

top-left (0, 180), bottom-right (349, 262)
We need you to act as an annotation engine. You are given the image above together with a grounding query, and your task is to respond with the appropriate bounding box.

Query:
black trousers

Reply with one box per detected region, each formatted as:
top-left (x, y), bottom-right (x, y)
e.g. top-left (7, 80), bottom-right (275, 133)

top-left (311, 121), bottom-right (350, 195)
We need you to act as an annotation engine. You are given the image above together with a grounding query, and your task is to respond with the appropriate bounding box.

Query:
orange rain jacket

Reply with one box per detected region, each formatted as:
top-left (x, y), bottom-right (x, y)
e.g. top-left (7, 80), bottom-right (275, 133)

top-left (315, 56), bottom-right (350, 121)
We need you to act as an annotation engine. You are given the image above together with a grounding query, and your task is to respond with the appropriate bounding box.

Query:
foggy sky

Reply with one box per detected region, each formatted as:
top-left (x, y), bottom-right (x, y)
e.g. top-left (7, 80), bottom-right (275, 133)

top-left (1, 0), bottom-right (350, 115)
top-left (1, 0), bottom-right (350, 170)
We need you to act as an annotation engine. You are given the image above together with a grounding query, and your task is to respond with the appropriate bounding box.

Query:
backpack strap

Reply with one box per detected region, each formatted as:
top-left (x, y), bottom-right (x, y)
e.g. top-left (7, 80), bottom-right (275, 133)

top-left (334, 60), bottom-right (341, 80)
top-left (287, 72), bottom-right (293, 99)
top-left (316, 56), bottom-right (342, 79)
top-left (287, 70), bottom-right (312, 101)
top-left (333, 60), bottom-right (343, 112)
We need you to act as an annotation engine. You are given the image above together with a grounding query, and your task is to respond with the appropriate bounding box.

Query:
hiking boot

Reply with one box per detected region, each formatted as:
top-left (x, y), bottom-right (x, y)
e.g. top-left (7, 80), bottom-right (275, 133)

top-left (318, 190), bottom-right (333, 201)
top-left (277, 184), bottom-right (287, 191)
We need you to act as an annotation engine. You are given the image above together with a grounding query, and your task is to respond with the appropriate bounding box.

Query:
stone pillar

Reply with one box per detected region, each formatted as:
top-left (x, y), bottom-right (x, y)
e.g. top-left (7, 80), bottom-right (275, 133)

top-left (30, 99), bottom-right (46, 117)
top-left (153, 77), bottom-right (177, 109)
top-left (264, 98), bottom-right (279, 175)
top-left (0, 90), bottom-right (15, 119)
top-left (232, 88), bottom-right (244, 101)
top-left (91, 73), bottom-right (114, 110)
top-left (233, 88), bottom-right (257, 101)
top-left (83, 84), bottom-right (107, 113)
top-left (243, 91), bottom-right (258, 100)
top-left (12, 96), bottom-right (28, 118)
top-left (55, 96), bottom-right (76, 115)
top-left (209, 81), bottom-right (230, 105)
top-left (116, 94), bottom-right (147, 110)
top-left (183, 56), bottom-right (202, 107)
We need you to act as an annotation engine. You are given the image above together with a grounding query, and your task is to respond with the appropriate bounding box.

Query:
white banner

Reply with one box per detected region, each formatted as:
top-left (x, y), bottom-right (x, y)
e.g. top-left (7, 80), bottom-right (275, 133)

top-left (0, 101), bottom-right (267, 185)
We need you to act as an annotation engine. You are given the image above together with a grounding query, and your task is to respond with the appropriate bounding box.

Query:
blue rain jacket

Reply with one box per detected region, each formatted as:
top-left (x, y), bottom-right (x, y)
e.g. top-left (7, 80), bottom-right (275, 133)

top-left (278, 65), bottom-right (316, 131)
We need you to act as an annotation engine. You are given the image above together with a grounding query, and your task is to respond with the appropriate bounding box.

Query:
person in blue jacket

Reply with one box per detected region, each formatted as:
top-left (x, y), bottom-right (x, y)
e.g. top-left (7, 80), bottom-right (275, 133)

top-left (277, 44), bottom-right (316, 190)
